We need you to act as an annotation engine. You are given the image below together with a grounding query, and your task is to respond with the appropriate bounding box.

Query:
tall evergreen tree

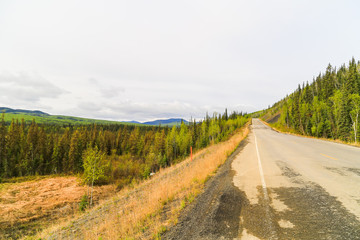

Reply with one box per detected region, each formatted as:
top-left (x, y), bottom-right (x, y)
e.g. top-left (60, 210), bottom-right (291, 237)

top-left (0, 113), bottom-right (8, 177)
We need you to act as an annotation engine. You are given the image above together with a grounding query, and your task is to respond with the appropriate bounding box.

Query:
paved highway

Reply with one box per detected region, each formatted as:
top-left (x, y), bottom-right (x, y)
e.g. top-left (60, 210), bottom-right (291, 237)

top-left (233, 119), bottom-right (360, 239)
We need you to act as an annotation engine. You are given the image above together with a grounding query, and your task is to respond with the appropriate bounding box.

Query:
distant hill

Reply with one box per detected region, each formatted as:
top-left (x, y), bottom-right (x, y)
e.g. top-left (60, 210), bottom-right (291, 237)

top-left (121, 118), bottom-right (189, 126)
top-left (123, 120), bottom-right (141, 124)
top-left (0, 107), bottom-right (188, 127)
top-left (0, 107), bottom-right (140, 126)
top-left (143, 118), bottom-right (188, 126)
top-left (0, 107), bottom-right (49, 116)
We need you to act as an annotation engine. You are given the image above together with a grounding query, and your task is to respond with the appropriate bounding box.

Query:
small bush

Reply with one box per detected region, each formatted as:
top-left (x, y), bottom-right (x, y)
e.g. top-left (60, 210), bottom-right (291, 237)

top-left (79, 194), bottom-right (88, 212)
top-left (142, 166), bottom-right (151, 179)
top-left (154, 225), bottom-right (167, 239)
top-left (180, 200), bottom-right (186, 210)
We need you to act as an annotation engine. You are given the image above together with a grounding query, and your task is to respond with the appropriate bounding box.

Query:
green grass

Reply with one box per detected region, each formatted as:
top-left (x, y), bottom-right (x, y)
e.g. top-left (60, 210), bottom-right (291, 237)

top-left (2, 112), bottom-right (142, 126)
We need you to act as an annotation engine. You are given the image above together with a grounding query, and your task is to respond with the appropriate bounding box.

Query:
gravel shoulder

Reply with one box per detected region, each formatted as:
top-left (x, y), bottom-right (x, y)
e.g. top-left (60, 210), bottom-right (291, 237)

top-left (162, 139), bottom-right (249, 240)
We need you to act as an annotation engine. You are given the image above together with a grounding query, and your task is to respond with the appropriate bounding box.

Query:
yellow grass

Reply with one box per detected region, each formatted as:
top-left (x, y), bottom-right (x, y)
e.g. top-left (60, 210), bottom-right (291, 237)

top-left (36, 121), bottom-right (250, 240)
top-left (0, 176), bottom-right (115, 240)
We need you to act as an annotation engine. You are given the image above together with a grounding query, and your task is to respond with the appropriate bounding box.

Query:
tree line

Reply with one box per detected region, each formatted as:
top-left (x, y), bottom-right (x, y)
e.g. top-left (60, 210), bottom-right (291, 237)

top-left (266, 58), bottom-right (360, 143)
top-left (0, 110), bottom-right (248, 184)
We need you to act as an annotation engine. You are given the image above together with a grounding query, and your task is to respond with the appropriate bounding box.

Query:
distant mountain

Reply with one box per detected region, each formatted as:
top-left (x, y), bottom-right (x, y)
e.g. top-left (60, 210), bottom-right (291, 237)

top-left (123, 120), bottom-right (141, 124)
top-left (143, 118), bottom-right (188, 126)
top-left (0, 107), bottom-right (49, 116)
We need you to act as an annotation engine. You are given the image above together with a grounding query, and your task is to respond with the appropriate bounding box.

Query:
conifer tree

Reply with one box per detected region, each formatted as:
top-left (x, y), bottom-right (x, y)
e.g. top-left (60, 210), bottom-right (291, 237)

top-left (349, 94), bottom-right (360, 143)
top-left (26, 119), bottom-right (39, 174)
top-left (0, 113), bottom-right (7, 177)
top-left (69, 130), bottom-right (84, 173)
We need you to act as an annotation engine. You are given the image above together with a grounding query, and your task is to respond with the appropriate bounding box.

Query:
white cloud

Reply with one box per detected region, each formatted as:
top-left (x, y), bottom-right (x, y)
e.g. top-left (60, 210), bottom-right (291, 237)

top-left (87, 78), bottom-right (125, 98)
top-left (69, 100), bottom-right (256, 122)
top-left (0, 72), bottom-right (66, 110)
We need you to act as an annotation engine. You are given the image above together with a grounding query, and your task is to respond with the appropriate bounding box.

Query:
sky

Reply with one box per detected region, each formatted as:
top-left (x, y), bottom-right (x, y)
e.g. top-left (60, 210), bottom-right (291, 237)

top-left (1, 0), bottom-right (360, 122)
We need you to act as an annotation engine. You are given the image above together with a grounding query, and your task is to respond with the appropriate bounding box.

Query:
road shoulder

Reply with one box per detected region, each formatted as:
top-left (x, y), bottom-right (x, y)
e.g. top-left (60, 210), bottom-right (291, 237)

top-left (163, 139), bottom-right (249, 240)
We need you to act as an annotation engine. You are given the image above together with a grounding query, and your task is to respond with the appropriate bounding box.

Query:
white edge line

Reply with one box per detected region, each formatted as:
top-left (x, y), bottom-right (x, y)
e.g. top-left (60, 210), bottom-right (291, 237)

top-left (254, 130), bottom-right (269, 200)
top-left (253, 123), bottom-right (278, 239)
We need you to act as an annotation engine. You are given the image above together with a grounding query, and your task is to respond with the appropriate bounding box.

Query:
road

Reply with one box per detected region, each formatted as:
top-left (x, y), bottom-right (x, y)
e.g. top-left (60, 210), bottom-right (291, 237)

top-left (233, 119), bottom-right (360, 239)
top-left (164, 119), bottom-right (360, 240)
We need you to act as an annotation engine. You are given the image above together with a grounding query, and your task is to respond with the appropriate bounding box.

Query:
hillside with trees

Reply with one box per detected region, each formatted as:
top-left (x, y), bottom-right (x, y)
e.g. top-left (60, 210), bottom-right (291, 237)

top-left (262, 58), bottom-right (360, 143)
top-left (0, 107), bottom-right (190, 126)
top-left (0, 107), bottom-right (143, 125)
top-left (0, 110), bottom-right (248, 187)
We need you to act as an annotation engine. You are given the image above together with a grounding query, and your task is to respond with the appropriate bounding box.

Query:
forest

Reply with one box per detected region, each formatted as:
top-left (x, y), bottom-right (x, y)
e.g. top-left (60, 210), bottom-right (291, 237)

top-left (0, 110), bottom-right (248, 186)
top-left (265, 58), bottom-right (360, 143)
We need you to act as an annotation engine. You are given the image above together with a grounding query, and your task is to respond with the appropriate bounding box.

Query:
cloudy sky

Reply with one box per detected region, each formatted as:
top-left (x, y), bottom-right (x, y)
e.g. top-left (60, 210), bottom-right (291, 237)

top-left (1, 1), bottom-right (360, 121)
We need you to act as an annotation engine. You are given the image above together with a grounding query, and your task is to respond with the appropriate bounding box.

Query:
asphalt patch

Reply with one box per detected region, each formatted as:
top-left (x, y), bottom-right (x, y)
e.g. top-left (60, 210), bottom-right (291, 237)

top-left (346, 168), bottom-right (360, 176)
top-left (240, 186), bottom-right (280, 239)
top-left (273, 183), bottom-right (360, 240)
top-left (324, 167), bottom-right (347, 176)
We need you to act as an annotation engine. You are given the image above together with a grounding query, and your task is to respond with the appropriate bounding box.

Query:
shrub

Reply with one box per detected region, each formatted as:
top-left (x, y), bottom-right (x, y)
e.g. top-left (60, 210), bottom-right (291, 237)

top-left (79, 194), bottom-right (88, 212)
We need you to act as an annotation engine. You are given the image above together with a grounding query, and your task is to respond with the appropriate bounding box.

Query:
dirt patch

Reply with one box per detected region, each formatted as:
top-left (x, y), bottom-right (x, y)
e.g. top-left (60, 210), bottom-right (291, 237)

top-left (0, 176), bottom-right (115, 239)
top-left (162, 139), bottom-right (248, 240)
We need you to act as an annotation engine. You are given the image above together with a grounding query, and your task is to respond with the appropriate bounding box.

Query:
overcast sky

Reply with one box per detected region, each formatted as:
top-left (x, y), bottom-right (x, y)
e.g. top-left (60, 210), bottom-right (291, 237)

top-left (1, 1), bottom-right (360, 121)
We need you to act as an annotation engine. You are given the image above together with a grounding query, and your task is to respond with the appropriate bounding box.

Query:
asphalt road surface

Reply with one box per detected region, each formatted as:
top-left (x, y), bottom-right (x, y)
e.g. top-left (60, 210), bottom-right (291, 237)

top-left (164, 119), bottom-right (360, 240)
top-left (234, 119), bottom-right (360, 239)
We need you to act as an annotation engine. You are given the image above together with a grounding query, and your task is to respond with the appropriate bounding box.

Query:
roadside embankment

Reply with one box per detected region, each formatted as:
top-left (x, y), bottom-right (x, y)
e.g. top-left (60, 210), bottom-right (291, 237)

top-left (261, 119), bottom-right (360, 148)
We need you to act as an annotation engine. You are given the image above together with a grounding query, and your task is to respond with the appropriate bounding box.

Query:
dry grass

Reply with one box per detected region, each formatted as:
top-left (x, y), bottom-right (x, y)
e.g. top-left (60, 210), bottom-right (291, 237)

top-left (38, 121), bottom-right (250, 240)
top-left (0, 176), bottom-right (115, 239)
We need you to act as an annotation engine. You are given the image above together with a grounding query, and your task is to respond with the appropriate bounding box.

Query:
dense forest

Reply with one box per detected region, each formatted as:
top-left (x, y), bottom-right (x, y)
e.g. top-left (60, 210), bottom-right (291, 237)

top-left (0, 110), bottom-right (248, 185)
top-left (265, 58), bottom-right (360, 143)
